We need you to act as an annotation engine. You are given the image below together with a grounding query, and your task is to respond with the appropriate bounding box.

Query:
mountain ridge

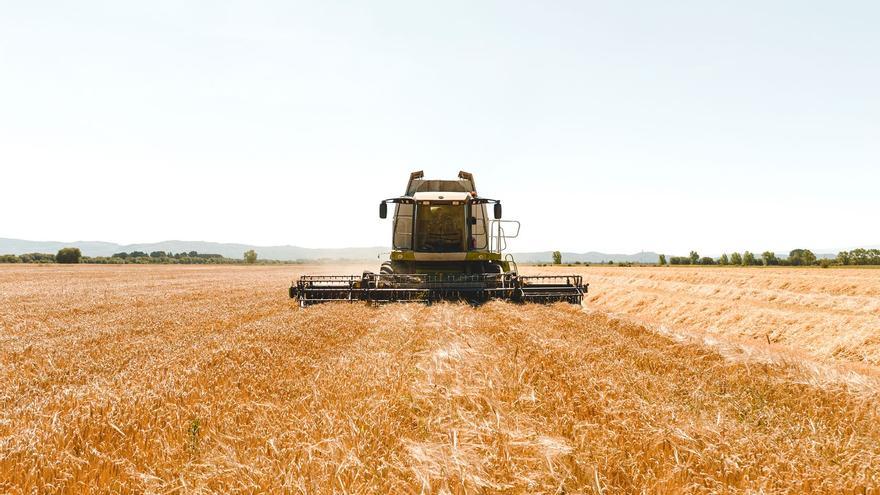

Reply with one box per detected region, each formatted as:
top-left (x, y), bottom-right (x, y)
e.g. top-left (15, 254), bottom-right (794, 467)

top-left (0, 238), bottom-right (387, 261)
top-left (1, 238), bottom-right (872, 262)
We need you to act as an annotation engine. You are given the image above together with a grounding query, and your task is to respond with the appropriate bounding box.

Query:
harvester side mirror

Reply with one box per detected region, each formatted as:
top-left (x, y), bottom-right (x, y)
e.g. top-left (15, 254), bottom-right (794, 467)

top-left (379, 202), bottom-right (387, 219)
top-left (468, 216), bottom-right (477, 225)
top-left (494, 203), bottom-right (502, 219)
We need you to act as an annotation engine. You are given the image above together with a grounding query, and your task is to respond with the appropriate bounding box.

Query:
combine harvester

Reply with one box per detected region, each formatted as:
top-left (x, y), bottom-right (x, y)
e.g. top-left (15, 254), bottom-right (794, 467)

top-left (290, 171), bottom-right (587, 306)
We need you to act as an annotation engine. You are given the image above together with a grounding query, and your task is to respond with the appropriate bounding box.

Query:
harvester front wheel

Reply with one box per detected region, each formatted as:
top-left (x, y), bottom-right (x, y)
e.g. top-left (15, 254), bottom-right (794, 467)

top-left (380, 261), bottom-right (394, 275)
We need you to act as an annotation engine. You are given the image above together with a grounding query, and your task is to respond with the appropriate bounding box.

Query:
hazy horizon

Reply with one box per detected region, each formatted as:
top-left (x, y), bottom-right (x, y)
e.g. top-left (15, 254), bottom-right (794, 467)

top-left (2, 1), bottom-right (878, 253)
top-left (2, 236), bottom-right (875, 260)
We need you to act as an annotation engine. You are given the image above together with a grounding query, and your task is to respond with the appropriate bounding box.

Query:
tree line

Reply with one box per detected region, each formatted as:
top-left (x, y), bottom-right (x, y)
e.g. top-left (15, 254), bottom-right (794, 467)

top-left (659, 248), bottom-right (880, 267)
top-left (835, 248), bottom-right (880, 266)
top-left (0, 248), bottom-right (282, 264)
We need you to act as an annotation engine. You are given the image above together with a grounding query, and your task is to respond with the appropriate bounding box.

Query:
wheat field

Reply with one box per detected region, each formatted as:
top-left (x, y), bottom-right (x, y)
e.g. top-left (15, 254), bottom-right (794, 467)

top-left (534, 265), bottom-right (880, 367)
top-left (1, 265), bottom-right (878, 493)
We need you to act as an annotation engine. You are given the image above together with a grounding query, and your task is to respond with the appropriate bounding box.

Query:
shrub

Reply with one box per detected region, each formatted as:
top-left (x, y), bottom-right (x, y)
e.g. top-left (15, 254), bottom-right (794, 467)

top-left (20, 253), bottom-right (55, 263)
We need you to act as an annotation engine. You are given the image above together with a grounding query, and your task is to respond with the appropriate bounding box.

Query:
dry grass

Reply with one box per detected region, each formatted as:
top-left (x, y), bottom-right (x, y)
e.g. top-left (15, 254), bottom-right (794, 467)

top-left (525, 265), bottom-right (880, 367)
top-left (1, 265), bottom-right (879, 493)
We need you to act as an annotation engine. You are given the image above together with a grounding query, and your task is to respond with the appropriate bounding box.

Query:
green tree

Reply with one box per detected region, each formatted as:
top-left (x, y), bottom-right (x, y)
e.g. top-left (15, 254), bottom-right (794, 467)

top-left (842, 248), bottom-right (880, 265)
top-left (56, 247), bottom-right (82, 264)
top-left (244, 249), bottom-right (258, 264)
top-left (730, 252), bottom-right (742, 265)
top-left (742, 251), bottom-right (756, 266)
top-left (850, 248), bottom-right (868, 265)
top-left (689, 251), bottom-right (699, 265)
top-left (718, 253), bottom-right (729, 265)
top-left (761, 251), bottom-right (778, 266)
top-left (788, 249), bottom-right (816, 266)
top-left (700, 256), bottom-right (715, 265)
top-left (658, 254), bottom-right (666, 266)
top-left (552, 251), bottom-right (562, 265)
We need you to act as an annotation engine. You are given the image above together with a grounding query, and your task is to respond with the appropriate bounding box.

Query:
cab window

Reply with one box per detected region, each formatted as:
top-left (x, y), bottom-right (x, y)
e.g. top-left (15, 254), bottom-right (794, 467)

top-left (414, 204), bottom-right (465, 252)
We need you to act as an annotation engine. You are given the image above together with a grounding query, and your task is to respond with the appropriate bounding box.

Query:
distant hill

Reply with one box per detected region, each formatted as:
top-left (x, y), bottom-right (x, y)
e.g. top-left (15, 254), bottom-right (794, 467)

top-left (0, 238), bottom-right (662, 263)
top-left (0, 238), bottom-right (871, 263)
top-left (514, 251), bottom-right (661, 263)
top-left (0, 238), bottom-right (388, 261)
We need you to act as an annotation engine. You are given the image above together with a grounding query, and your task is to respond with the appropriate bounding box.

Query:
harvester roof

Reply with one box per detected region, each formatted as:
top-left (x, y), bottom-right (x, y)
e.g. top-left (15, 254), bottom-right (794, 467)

top-left (405, 170), bottom-right (477, 196)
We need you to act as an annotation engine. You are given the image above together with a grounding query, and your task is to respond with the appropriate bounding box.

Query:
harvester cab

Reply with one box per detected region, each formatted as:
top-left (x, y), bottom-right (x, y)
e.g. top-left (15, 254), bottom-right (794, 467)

top-left (290, 171), bottom-right (587, 306)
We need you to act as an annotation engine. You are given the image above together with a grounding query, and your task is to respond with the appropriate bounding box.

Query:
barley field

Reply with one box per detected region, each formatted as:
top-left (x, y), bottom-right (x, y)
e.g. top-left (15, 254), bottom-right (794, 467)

top-left (1, 265), bottom-right (878, 493)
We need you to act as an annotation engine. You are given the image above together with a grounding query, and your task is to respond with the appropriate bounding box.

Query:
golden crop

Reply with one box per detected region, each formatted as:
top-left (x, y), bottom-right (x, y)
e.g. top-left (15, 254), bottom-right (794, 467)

top-left (1, 265), bottom-right (878, 493)
top-left (528, 265), bottom-right (880, 367)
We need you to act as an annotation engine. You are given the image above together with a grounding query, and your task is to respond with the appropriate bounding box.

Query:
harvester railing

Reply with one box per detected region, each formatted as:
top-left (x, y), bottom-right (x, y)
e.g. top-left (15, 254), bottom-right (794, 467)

top-left (489, 220), bottom-right (520, 253)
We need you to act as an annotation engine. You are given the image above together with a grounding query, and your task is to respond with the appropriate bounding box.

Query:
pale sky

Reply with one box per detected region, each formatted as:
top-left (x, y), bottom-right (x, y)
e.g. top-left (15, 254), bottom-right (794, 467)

top-left (1, 1), bottom-right (877, 254)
